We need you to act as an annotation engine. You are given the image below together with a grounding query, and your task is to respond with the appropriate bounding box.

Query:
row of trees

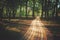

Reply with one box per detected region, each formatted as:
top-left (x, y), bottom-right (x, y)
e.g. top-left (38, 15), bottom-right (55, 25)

top-left (0, 0), bottom-right (60, 20)
top-left (41, 0), bottom-right (60, 18)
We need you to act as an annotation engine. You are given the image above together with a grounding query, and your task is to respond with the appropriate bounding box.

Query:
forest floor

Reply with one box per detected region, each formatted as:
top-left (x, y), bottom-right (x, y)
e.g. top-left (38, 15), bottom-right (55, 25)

top-left (0, 19), bottom-right (60, 40)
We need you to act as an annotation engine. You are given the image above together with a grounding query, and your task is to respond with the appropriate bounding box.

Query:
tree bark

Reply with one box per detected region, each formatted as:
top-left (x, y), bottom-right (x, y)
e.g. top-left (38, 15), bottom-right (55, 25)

top-left (0, 8), bottom-right (3, 21)
top-left (32, 0), bottom-right (35, 17)
top-left (26, 1), bottom-right (28, 18)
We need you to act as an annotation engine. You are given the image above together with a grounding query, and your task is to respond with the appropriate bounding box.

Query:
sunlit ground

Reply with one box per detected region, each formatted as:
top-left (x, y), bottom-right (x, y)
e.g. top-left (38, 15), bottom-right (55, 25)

top-left (24, 17), bottom-right (53, 40)
top-left (6, 27), bottom-right (21, 32)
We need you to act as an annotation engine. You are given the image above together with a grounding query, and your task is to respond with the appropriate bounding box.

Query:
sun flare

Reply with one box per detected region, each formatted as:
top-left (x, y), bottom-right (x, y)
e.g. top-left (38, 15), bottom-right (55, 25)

top-left (24, 17), bottom-right (52, 40)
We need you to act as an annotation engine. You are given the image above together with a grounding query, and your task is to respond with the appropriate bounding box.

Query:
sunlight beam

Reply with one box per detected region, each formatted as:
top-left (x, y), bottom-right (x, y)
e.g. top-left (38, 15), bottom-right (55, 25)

top-left (24, 16), bottom-right (53, 40)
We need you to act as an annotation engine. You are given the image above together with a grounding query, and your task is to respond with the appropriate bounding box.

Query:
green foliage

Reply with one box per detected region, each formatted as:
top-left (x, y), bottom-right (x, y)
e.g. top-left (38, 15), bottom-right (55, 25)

top-left (1, 0), bottom-right (59, 18)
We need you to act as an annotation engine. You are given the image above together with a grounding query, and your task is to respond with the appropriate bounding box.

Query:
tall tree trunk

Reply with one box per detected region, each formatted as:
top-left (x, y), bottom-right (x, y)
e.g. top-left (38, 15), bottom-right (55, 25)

top-left (0, 7), bottom-right (3, 21)
top-left (26, 1), bottom-right (28, 18)
top-left (45, 0), bottom-right (49, 19)
top-left (6, 8), bottom-right (9, 18)
top-left (32, 0), bottom-right (35, 17)
top-left (55, 0), bottom-right (58, 18)
top-left (13, 8), bottom-right (16, 18)
top-left (45, 0), bottom-right (47, 18)
top-left (52, 5), bottom-right (55, 18)
top-left (0, 0), bottom-right (4, 21)
top-left (20, 6), bottom-right (22, 18)
top-left (41, 3), bottom-right (43, 18)
top-left (8, 8), bottom-right (11, 21)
